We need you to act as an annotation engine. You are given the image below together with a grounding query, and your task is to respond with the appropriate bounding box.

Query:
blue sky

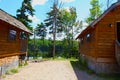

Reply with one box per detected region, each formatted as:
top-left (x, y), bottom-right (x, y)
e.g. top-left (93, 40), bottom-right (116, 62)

top-left (0, 0), bottom-right (117, 28)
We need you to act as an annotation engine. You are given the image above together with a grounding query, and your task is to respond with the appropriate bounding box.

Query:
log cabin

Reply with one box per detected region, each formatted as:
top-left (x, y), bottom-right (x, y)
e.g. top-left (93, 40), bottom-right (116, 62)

top-left (0, 9), bottom-right (32, 76)
top-left (76, 1), bottom-right (120, 73)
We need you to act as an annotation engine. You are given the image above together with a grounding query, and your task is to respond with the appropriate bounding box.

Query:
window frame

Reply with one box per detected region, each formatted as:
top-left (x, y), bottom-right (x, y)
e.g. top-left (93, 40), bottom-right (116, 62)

top-left (86, 33), bottom-right (91, 42)
top-left (8, 29), bottom-right (17, 41)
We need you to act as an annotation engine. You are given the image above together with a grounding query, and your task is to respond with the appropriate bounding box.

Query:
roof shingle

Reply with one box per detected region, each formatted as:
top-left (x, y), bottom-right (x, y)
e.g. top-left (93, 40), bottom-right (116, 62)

top-left (0, 9), bottom-right (32, 34)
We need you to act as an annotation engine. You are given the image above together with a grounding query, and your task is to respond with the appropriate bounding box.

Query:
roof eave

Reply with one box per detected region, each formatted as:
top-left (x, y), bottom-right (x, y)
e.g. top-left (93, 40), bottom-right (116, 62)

top-left (90, 2), bottom-right (120, 27)
top-left (76, 2), bottom-right (120, 39)
top-left (0, 9), bottom-right (32, 34)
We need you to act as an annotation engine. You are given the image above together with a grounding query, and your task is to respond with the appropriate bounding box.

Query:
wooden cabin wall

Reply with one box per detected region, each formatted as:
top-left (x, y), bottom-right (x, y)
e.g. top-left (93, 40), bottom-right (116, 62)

top-left (96, 8), bottom-right (116, 63)
top-left (0, 20), bottom-right (21, 58)
top-left (79, 28), bottom-right (96, 57)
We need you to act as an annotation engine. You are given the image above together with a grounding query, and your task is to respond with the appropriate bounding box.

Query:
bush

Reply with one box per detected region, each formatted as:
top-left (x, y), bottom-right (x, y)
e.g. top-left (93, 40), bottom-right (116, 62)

top-left (10, 68), bottom-right (18, 73)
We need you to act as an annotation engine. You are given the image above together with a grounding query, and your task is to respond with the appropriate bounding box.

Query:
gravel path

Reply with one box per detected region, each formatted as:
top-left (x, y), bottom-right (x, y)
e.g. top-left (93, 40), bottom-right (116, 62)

top-left (2, 60), bottom-right (103, 80)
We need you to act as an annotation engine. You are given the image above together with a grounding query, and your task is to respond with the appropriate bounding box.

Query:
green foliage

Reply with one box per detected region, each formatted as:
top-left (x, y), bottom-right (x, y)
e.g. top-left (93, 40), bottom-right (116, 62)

top-left (60, 7), bottom-right (77, 37)
top-left (28, 39), bottom-right (79, 58)
top-left (10, 68), bottom-right (19, 73)
top-left (16, 0), bottom-right (35, 31)
top-left (44, 0), bottom-right (63, 58)
top-left (59, 8), bottom-right (78, 58)
top-left (35, 22), bottom-right (47, 45)
top-left (24, 61), bottom-right (28, 66)
top-left (97, 73), bottom-right (120, 80)
top-left (86, 0), bottom-right (102, 24)
top-left (6, 68), bottom-right (19, 75)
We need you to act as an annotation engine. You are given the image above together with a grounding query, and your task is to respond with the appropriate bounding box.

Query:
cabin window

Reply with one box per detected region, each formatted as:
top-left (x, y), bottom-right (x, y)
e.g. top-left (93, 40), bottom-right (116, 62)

top-left (20, 32), bottom-right (27, 40)
top-left (86, 34), bottom-right (91, 42)
top-left (9, 29), bottom-right (17, 41)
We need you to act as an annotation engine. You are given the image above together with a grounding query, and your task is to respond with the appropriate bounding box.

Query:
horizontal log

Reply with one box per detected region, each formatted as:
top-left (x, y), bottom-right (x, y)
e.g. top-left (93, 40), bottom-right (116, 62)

top-left (96, 58), bottom-right (116, 63)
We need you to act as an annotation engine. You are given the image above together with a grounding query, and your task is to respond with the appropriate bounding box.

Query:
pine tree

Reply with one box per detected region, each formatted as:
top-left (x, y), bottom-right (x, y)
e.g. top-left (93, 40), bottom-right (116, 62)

top-left (16, 0), bottom-right (35, 31)
top-left (86, 0), bottom-right (102, 24)
top-left (44, 0), bottom-right (62, 58)
top-left (36, 23), bottom-right (47, 45)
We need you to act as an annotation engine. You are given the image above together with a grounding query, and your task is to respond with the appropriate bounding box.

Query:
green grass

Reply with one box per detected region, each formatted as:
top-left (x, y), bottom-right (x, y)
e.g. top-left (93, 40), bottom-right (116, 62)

top-left (10, 68), bottom-right (19, 73)
top-left (70, 59), bottom-right (94, 74)
top-left (97, 73), bottom-right (120, 80)
top-left (34, 56), bottom-right (78, 61)
top-left (24, 61), bottom-right (28, 66)
top-left (5, 68), bottom-right (19, 75)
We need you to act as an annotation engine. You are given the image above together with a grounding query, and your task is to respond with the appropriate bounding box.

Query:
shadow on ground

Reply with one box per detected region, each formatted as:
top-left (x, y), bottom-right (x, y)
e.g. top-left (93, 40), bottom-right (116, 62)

top-left (70, 60), bottom-right (120, 80)
top-left (70, 61), bottom-right (98, 80)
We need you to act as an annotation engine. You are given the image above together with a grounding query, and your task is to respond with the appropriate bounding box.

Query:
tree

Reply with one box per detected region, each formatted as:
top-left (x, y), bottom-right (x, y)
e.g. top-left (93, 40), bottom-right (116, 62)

top-left (86, 0), bottom-right (102, 24)
top-left (60, 7), bottom-right (77, 51)
top-left (36, 22), bottom-right (47, 45)
top-left (44, 0), bottom-right (62, 58)
top-left (60, 7), bottom-right (77, 39)
top-left (16, 0), bottom-right (35, 31)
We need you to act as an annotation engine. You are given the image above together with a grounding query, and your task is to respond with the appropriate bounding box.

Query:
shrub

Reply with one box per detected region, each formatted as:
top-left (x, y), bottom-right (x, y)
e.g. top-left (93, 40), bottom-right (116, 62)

top-left (10, 68), bottom-right (18, 73)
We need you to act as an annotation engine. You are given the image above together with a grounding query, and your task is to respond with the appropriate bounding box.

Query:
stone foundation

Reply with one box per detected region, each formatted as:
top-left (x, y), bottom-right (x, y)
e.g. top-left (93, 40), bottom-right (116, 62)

top-left (95, 62), bottom-right (120, 73)
top-left (0, 56), bottom-right (19, 76)
top-left (81, 54), bottom-right (120, 73)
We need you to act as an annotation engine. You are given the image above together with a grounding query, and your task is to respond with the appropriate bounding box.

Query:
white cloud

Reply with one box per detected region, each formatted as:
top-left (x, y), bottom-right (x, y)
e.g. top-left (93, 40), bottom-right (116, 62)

top-left (59, 0), bottom-right (75, 3)
top-left (64, 7), bottom-right (70, 12)
top-left (32, 0), bottom-right (48, 7)
top-left (28, 15), bottom-right (40, 23)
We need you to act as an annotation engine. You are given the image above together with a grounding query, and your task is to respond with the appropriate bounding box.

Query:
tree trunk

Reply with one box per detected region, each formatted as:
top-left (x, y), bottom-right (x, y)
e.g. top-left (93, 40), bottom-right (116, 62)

top-left (53, 13), bottom-right (56, 59)
top-left (53, 32), bottom-right (56, 59)
top-left (71, 26), bottom-right (74, 57)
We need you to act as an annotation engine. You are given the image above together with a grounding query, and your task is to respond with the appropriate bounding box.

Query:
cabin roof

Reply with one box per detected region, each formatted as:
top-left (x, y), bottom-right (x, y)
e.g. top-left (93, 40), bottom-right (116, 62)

top-left (0, 9), bottom-right (32, 34)
top-left (76, 2), bottom-right (120, 39)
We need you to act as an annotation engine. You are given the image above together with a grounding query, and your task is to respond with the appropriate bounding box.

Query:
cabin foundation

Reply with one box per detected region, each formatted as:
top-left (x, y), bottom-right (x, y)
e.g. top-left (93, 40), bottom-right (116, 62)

top-left (83, 55), bottom-right (120, 73)
top-left (95, 62), bottom-right (120, 73)
top-left (0, 56), bottom-right (19, 76)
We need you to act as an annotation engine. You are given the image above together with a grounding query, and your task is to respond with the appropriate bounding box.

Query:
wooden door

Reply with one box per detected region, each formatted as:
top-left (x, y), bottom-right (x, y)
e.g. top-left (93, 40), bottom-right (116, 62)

top-left (115, 22), bottom-right (120, 66)
top-left (117, 22), bottom-right (120, 42)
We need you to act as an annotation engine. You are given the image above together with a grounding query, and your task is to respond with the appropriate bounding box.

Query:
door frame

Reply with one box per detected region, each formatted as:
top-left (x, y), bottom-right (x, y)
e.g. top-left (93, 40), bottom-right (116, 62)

top-left (116, 21), bottom-right (120, 42)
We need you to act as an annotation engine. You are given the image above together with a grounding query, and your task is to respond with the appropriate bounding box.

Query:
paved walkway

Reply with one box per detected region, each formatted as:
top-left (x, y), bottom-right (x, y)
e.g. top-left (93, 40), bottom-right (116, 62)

top-left (2, 60), bottom-right (103, 80)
